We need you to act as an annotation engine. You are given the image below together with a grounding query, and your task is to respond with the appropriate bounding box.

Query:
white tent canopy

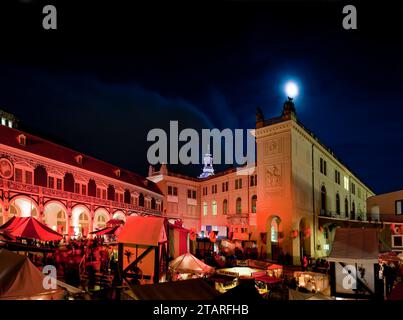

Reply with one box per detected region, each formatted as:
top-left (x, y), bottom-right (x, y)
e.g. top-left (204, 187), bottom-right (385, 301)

top-left (169, 252), bottom-right (214, 275)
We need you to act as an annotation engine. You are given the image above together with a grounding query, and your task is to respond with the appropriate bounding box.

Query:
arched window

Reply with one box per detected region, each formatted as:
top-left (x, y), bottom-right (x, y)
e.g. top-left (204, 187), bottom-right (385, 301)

top-left (212, 201), bottom-right (217, 215)
top-left (203, 202), bottom-right (208, 216)
top-left (271, 219), bottom-right (279, 243)
top-left (57, 210), bottom-right (65, 220)
top-left (321, 185), bottom-right (327, 213)
top-left (79, 212), bottom-right (88, 222)
top-left (336, 193), bottom-right (340, 214)
top-left (345, 198), bottom-right (349, 217)
top-left (236, 198), bottom-right (242, 214)
top-left (251, 195), bottom-right (257, 213)
top-left (223, 199), bottom-right (228, 215)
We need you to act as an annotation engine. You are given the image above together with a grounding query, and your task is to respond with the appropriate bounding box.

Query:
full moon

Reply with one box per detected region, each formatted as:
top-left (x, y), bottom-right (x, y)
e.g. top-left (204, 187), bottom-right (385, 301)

top-left (285, 81), bottom-right (299, 98)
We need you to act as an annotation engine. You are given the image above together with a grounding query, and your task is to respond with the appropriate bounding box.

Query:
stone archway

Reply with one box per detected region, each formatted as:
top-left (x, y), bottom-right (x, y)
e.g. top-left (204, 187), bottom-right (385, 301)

top-left (112, 210), bottom-right (126, 222)
top-left (43, 201), bottom-right (67, 234)
top-left (72, 205), bottom-right (91, 237)
top-left (9, 196), bottom-right (39, 218)
top-left (94, 208), bottom-right (110, 231)
top-left (266, 215), bottom-right (282, 261)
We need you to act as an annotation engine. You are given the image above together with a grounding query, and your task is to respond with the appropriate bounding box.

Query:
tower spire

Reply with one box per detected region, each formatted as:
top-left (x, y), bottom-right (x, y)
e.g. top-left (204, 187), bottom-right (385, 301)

top-left (199, 144), bottom-right (214, 178)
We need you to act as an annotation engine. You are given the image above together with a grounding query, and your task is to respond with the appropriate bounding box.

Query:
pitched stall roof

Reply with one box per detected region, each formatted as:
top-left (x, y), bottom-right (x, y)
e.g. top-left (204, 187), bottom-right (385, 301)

top-left (328, 228), bottom-right (379, 263)
top-left (0, 125), bottom-right (162, 195)
top-left (0, 216), bottom-right (63, 241)
top-left (117, 216), bottom-right (167, 246)
top-left (0, 249), bottom-right (62, 299)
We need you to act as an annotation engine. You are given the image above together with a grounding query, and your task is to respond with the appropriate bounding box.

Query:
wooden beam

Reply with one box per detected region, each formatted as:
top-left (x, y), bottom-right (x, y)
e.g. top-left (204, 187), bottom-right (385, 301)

top-left (123, 246), bottom-right (154, 274)
top-left (154, 246), bottom-right (160, 284)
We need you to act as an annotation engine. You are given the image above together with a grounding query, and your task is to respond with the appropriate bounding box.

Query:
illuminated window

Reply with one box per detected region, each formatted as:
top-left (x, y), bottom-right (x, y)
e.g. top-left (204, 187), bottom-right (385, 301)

top-left (1, 118), bottom-right (5, 126)
top-left (251, 195), bottom-right (257, 213)
top-left (396, 200), bottom-right (403, 215)
top-left (8, 120), bottom-right (13, 128)
top-left (212, 201), bottom-right (217, 215)
top-left (203, 202), bottom-right (208, 216)
top-left (344, 176), bottom-right (349, 191)
top-left (271, 219), bottom-right (278, 243)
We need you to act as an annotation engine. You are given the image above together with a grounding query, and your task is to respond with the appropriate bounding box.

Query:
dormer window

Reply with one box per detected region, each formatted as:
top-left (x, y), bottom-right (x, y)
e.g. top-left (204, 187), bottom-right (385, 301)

top-left (17, 134), bottom-right (26, 146)
top-left (75, 155), bottom-right (83, 165)
top-left (114, 169), bottom-right (121, 177)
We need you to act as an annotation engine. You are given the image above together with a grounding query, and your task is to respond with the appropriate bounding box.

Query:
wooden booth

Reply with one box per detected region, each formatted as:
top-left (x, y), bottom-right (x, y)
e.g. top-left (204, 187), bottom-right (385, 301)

top-left (117, 216), bottom-right (168, 285)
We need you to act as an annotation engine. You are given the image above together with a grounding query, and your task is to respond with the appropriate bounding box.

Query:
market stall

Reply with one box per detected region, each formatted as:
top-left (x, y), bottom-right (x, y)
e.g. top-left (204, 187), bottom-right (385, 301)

top-left (293, 271), bottom-right (329, 293)
top-left (0, 249), bottom-right (64, 300)
top-left (169, 252), bottom-right (214, 281)
top-left (117, 216), bottom-right (168, 285)
top-left (168, 221), bottom-right (190, 259)
top-left (327, 228), bottom-right (384, 299)
top-left (0, 216), bottom-right (63, 241)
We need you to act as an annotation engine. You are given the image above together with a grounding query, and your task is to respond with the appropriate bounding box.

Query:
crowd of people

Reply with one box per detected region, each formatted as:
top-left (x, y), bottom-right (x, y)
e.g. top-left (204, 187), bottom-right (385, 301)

top-left (30, 236), bottom-right (119, 290)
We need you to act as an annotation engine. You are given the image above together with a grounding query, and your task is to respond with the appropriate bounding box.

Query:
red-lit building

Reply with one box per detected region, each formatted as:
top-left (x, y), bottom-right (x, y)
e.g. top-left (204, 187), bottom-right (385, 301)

top-left (0, 117), bottom-right (163, 238)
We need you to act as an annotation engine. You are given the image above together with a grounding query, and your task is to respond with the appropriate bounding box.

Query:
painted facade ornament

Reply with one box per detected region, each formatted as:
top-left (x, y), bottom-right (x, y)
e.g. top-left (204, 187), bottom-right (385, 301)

top-left (266, 165), bottom-right (281, 187)
top-left (0, 158), bottom-right (13, 179)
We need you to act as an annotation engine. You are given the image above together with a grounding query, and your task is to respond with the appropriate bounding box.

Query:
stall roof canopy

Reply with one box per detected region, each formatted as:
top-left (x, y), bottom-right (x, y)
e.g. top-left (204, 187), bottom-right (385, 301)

top-left (0, 217), bottom-right (63, 241)
top-left (90, 226), bottom-right (120, 236)
top-left (0, 249), bottom-right (57, 299)
top-left (117, 216), bottom-right (167, 246)
top-left (129, 278), bottom-right (219, 300)
top-left (169, 252), bottom-right (214, 274)
top-left (327, 228), bottom-right (379, 263)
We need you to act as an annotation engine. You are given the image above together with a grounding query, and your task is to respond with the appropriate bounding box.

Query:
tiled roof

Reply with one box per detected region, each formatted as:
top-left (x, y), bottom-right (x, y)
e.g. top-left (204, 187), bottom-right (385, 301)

top-left (0, 125), bottom-right (162, 195)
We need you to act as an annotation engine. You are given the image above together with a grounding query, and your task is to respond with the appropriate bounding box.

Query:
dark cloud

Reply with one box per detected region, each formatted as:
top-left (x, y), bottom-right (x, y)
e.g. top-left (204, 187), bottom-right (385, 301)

top-left (0, 2), bottom-right (402, 193)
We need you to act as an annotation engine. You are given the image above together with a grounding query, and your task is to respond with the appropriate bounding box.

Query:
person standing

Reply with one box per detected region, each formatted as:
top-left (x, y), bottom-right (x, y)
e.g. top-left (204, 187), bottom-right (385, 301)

top-left (302, 256), bottom-right (308, 271)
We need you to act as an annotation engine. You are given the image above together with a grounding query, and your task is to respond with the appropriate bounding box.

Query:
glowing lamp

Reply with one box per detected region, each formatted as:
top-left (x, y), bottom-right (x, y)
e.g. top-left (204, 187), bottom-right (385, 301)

top-left (285, 81), bottom-right (299, 99)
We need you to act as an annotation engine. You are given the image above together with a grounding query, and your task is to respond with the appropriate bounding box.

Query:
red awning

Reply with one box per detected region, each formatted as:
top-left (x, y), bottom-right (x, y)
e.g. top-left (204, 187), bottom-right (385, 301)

top-left (106, 219), bottom-right (125, 227)
top-left (2, 217), bottom-right (63, 241)
top-left (90, 226), bottom-right (119, 236)
top-left (0, 216), bottom-right (23, 230)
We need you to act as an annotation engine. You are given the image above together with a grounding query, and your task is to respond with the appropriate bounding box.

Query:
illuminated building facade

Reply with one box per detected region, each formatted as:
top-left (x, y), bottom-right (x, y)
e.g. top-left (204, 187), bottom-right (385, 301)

top-left (367, 190), bottom-right (403, 252)
top-left (0, 116), bottom-right (163, 237)
top-left (150, 99), bottom-right (374, 264)
top-left (255, 98), bottom-right (374, 263)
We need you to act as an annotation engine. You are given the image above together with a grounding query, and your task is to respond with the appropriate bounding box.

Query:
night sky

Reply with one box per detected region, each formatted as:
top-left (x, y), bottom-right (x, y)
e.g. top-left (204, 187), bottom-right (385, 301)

top-left (0, 1), bottom-right (402, 194)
